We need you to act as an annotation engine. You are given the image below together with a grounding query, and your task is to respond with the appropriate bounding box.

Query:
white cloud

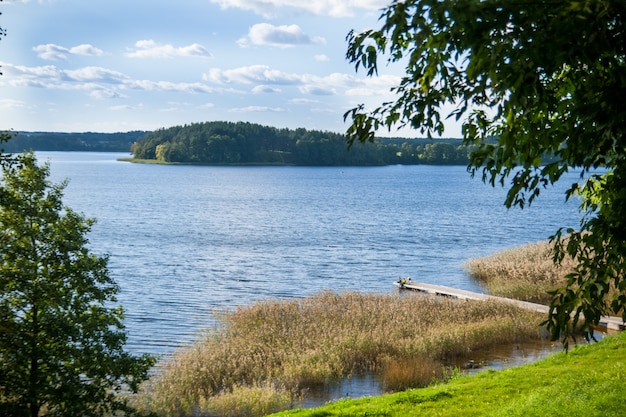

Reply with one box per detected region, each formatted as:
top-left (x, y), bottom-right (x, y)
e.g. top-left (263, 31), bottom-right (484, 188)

top-left (202, 65), bottom-right (382, 99)
top-left (203, 64), bottom-right (302, 85)
top-left (310, 106), bottom-right (337, 113)
top-left (289, 98), bottom-right (319, 104)
top-left (251, 85), bottom-right (282, 93)
top-left (297, 72), bottom-right (361, 96)
top-left (315, 54), bottom-right (330, 62)
top-left (344, 74), bottom-right (400, 97)
top-left (238, 23), bottom-right (324, 48)
top-left (158, 101), bottom-right (194, 112)
top-left (210, 0), bottom-right (388, 18)
top-left (229, 105), bottom-right (285, 113)
top-left (2, 62), bottom-right (219, 97)
top-left (125, 80), bottom-right (217, 94)
top-left (6, 61), bottom-right (372, 102)
top-left (7, 64), bottom-right (63, 79)
top-left (65, 66), bottom-right (128, 83)
top-left (32, 44), bottom-right (68, 61)
top-left (167, 101), bottom-right (193, 107)
top-left (125, 40), bottom-right (212, 59)
top-left (4, 63), bottom-right (122, 93)
top-left (159, 107), bottom-right (183, 113)
top-left (33, 43), bottom-right (105, 60)
top-left (298, 85), bottom-right (335, 95)
top-left (109, 104), bottom-right (143, 111)
top-left (0, 99), bottom-right (32, 109)
top-left (315, 72), bottom-right (358, 86)
top-left (90, 89), bottom-right (126, 100)
top-left (69, 44), bottom-right (106, 57)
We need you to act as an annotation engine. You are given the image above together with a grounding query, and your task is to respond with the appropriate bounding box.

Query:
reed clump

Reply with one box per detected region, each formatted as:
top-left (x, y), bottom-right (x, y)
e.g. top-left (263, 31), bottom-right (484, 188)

top-left (465, 240), bottom-right (577, 304)
top-left (198, 382), bottom-right (294, 416)
top-left (381, 355), bottom-right (445, 392)
top-left (137, 291), bottom-right (545, 416)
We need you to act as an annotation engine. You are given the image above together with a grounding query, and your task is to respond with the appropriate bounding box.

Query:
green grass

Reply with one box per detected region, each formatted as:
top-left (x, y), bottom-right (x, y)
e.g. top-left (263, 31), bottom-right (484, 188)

top-left (271, 330), bottom-right (626, 417)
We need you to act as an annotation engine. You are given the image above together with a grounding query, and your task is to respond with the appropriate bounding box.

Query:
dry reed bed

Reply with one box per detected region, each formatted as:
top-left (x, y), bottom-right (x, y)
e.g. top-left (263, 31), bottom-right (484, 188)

top-left (465, 240), bottom-right (577, 303)
top-left (138, 291), bottom-right (545, 416)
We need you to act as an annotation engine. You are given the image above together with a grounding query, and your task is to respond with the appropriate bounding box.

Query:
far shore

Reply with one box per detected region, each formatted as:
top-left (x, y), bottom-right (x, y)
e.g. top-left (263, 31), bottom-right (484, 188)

top-left (118, 157), bottom-right (295, 166)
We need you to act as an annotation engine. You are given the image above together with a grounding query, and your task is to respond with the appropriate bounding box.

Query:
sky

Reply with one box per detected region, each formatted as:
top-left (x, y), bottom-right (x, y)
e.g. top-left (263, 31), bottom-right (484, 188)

top-left (0, 0), bottom-right (463, 137)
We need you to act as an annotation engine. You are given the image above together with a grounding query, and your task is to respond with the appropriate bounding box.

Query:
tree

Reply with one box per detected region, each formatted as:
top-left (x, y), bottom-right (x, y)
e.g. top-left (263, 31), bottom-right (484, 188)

top-left (0, 152), bottom-right (155, 416)
top-left (344, 0), bottom-right (626, 345)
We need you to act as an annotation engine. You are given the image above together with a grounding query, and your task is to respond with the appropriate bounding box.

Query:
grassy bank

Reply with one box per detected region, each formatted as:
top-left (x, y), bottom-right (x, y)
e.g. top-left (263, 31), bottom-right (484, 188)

top-left (272, 330), bottom-right (626, 417)
top-left (135, 291), bottom-right (545, 416)
top-left (117, 157), bottom-right (291, 166)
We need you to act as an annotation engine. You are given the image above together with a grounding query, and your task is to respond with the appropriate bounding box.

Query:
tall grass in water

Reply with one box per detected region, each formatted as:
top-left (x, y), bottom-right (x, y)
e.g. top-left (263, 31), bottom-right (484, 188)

top-left (137, 291), bottom-right (544, 416)
top-left (465, 240), bottom-right (577, 304)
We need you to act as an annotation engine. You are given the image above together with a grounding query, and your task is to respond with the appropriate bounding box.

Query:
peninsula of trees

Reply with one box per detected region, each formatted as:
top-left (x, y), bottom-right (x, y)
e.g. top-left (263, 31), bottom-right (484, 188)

top-left (130, 121), bottom-right (470, 165)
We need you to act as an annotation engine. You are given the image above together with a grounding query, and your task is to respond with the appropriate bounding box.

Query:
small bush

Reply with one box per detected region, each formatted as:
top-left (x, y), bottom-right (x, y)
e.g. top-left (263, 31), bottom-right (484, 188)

top-left (199, 382), bottom-right (295, 417)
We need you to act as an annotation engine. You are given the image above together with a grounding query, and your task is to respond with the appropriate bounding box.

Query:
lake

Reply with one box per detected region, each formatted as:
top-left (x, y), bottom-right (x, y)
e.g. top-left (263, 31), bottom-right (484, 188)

top-left (37, 151), bottom-right (582, 356)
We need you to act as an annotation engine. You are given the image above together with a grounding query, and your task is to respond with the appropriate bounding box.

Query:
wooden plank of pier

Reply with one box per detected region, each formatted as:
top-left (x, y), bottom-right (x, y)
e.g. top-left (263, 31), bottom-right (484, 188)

top-left (395, 280), bottom-right (625, 331)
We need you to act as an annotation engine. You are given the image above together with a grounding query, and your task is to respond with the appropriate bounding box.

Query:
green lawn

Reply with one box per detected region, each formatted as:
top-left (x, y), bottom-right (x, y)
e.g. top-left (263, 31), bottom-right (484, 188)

top-left (271, 331), bottom-right (626, 417)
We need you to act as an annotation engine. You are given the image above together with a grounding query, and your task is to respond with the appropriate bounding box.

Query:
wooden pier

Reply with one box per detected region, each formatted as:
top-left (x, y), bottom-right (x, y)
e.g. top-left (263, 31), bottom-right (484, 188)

top-left (395, 280), bottom-right (626, 331)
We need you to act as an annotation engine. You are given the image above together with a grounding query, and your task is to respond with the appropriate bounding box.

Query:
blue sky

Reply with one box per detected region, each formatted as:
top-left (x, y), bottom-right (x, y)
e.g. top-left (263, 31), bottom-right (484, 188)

top-left (0, 0), bottom-right (463, 136)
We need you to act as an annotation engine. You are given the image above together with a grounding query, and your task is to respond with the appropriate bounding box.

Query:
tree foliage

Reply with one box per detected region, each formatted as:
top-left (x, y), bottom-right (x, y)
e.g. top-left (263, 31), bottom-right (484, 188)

top-left (0, 152), bottom-right (155, 416)
top-left (131, 120), bottom-right (469, 165)
top-left (344, 0), bottom-right (626, 344)
top-left (2, 131), bottom-right (147, 153)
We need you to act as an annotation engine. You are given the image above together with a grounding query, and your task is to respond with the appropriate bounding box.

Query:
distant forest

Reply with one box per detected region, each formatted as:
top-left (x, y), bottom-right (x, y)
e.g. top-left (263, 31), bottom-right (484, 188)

top-left (131, 121), bottom-right (471, 166)
top-left (2, 123), bottom-right (473, 166)
top-left (3, 131), bottom-right (146, 153)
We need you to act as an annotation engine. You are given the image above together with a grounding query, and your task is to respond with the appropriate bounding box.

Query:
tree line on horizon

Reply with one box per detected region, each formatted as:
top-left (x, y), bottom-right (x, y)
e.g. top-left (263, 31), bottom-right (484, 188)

top-left (130, 121), bottom-right (471, 166)
top-left (3, 131), bottom-right (146, 153)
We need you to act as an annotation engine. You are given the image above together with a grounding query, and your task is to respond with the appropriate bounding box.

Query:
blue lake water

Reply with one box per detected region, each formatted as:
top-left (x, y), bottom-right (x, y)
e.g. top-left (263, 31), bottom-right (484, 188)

top-left (37, 151), bottom-right (583, 356)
